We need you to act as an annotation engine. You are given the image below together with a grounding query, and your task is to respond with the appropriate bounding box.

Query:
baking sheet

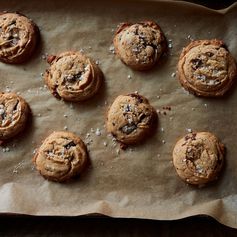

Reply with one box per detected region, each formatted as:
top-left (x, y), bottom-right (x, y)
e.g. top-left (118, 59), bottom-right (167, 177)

top-left (0, 0), bottom-right (237, 228)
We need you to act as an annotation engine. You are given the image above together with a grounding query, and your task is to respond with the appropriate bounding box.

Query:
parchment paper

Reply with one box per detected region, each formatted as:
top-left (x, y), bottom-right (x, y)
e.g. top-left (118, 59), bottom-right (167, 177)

top-left (0, 0), bottom-right (237, 228)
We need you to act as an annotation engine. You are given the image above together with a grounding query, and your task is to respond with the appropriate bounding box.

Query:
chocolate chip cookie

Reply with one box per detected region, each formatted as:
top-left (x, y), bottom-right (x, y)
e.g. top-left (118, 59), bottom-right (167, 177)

top-left (173, 132), bottom-right (225, 186)
top-left (33, 131), bottom-right (88, 182)
top-left (44, 51), bottom-right (103, 102)
top-left (106, 93), bottom-right (157, 145)
top-left (113, 21), bottom-right (166, 70)
top-left (0, 92), bottom-right (29, 140)
top-left (178, 39), bottom-right (237, 97)
top-left (0, 12), bottom-right (39, 64)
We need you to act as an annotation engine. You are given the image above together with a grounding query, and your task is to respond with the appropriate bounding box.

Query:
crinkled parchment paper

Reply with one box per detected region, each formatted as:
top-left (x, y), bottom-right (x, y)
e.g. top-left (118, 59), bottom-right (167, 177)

top-left (0, 0), bottom-right (237, 228)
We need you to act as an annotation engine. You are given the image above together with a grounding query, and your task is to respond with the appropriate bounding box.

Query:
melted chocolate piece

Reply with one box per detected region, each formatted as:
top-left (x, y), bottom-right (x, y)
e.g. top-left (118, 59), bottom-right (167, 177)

top-left (121, 123), bottom-right (137, 134)
top-left (64, 141), bottom-right (76, 149)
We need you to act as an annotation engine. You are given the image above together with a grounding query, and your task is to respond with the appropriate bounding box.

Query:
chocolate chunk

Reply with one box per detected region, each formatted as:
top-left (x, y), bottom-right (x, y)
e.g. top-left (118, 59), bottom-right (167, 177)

top-left (121, 123), bottom-right (137, 134)
top-left (64, 141), bottom-right (76, 149)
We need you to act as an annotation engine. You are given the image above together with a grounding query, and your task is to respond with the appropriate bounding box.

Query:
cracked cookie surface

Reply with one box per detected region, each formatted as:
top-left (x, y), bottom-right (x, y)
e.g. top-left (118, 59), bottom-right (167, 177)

top-left (178, 39), bottom-right (237, 97)
top-left (106, 93), bottom-right (157, 145)
top-left (0, 92), bottom-right (29, 140)
top-left (33, 131), bottom-right (88, 182)
top-left (173, 132), bottom-right (225, 186)
top-left (44, 51), bottom-right (103, 102)
top-left (113, 21), bottom-right (166, 70)
top-left (0, 12), bottom-right (38, 64)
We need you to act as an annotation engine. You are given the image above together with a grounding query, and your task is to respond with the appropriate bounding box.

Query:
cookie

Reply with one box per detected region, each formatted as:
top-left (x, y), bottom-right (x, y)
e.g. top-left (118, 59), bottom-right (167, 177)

top-left (173, 132), bottom-right (225, 186)
top-left (177, 39), bottom-right (237, 97)
top-left (0, 12), bottom-right (39, 64)
top-left (33, 131), bottom-right (88, 182)
top-left (44, 51), bottom-right (103, 102)
top-left (106, 93), bottom-right (157, 145)
top-left (113, 21), bottom-right (166, 70)
top-left (0, 92), bottom-right (29, 141)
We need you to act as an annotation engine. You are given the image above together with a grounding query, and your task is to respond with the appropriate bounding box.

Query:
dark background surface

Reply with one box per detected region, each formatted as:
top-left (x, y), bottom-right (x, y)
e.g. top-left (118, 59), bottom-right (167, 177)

top-left (1, 0), bottom-right (237, 236)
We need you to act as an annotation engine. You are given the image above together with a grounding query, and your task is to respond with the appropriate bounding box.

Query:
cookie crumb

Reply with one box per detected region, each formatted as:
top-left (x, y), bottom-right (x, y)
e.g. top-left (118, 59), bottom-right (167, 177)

top-left (127, 75), bottom-right (131, 79)
top-left (95, 60), bottom-right (100, 65)
top-left (204, 103), bottom-right (208, 108)
top-left (103, 141), bottom-right (107, 147)
top-left (63, 126), bottom-right (68, 131)
top-left (63, 114), bottom-right (68, 118)
top-left (162, 140), bottom-right (166, 144)
top-left (157, 95), bottom-right (160, 99)
top-left (161, 127), bottom-right (164, 132)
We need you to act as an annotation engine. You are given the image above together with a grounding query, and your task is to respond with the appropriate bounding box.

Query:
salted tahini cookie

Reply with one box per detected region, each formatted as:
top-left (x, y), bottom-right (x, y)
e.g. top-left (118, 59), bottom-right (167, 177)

top-left (0, 92), bottom-right (29, 140)
top-left (33, 131), bottom-right (88, 182)
top-left (113, 21), bottom-right (166, 70)
top-left (173, 132), bottom-right (225, 186)
top-left (44, 51), bottom-right (103, 102)
top-left (106, 93), bottom-right (157, 145)
top-left (177, 39), bottom-right (237, 97)
top-left (0, 12), bottom-right (39, 64)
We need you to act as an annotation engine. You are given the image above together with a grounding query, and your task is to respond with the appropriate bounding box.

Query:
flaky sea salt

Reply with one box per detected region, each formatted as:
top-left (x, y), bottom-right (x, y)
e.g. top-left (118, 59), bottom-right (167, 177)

top-left (186, 128), bottom-right (192, 133)
top-left (95, 128), bottom-right (101, 136)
